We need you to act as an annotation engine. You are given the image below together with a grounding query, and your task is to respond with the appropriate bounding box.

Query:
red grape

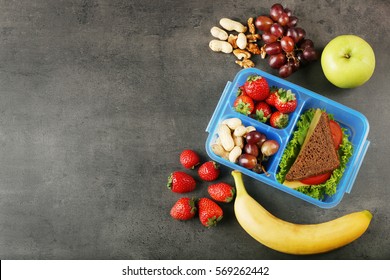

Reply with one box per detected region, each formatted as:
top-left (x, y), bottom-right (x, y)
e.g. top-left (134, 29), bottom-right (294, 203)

top-left (278, 12), bottom-right (289, 26)
top-left (299, 39), bottom-right (314, 49)
top-left (255, 16), bottom-right (274, 32)
top-left (284, 8), bottom-right (292, 17)
top-left (279, 64), bottom-right (293, 78)
top-left (270, 23), bottom-right (284, 37)
top-left (269, 53), bottom-right (287, 69)
top-left (238, 154), bottom-right (257, 169)
top-left (244, 143), bottom-right (259, 157)
top-left (246, 131), bottom-right (265, 145)
top-left (264, 42), bottom-right (282, 55)
top-left (261, 140), bottom-right (280, 156)
top-left (270, 3), bottom-right (284, 21)
top-left (287, 16), bottom-right (298, 27)
top-left (303, 47), bottom-right (318, 61)
top-left (262, 32), bottom-right (278, 43)
top-left (295, 27), bottom-right (306, 42)
top-left (286, 28), bottom-right (299, 43)
top-left (280, 36), bottom-right (295, 52)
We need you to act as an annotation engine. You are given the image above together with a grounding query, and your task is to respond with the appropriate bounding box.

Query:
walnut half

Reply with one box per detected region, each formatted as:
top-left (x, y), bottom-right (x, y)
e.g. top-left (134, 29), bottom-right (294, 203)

top-left (235, 59), bottom-right (255, 68)
top-left (233, 49), bottom-right (251, 60)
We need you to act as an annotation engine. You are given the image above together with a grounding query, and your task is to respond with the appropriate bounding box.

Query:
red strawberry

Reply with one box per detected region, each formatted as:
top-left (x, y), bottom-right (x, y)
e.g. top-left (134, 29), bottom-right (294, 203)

top-left (198, 161), bottom-right (220, 181)
top-left (237, 85), bottom-right (246, 96)
top-left (233, 95), bottom-right (255, 115)
top-left (180, 149), bottom-right (200, 169)
top-left (270, 111), bottom-right (289, 128)
top-left (265, 87), bottom-right (278, 106)
top-left (253, 101), bottom-right (272, 123)
top-left (208, 182), bottom-right (235, 203)
top-left (243, 75), bottom-right (270, 101)
top-left (274, 88), bottom-right (297, 113)
top-left (198, 197), bottom-right (223, 227)
top-left (167, 171), bottom-right (196, 193)
top-left (170, 197), bottom-right (197, 220)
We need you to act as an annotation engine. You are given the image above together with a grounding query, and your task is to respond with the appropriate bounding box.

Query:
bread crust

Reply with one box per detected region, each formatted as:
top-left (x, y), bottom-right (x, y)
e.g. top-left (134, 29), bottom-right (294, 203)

top-left (285, 112), bottom-right (340, 181)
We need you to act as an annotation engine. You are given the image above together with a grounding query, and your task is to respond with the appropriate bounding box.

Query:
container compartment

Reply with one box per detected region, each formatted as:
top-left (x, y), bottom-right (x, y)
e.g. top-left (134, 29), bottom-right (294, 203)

top-left (205, 68), bottom-right (370, 208)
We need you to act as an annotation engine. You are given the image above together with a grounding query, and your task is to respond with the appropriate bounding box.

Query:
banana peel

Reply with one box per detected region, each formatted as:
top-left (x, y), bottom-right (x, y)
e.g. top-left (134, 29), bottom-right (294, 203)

top-left (231, 170), bottom-right (372, 255)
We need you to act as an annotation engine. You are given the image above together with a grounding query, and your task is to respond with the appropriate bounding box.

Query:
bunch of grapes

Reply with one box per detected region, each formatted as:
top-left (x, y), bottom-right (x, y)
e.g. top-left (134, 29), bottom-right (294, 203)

top-left (255, 3), bottom-right (318, 77)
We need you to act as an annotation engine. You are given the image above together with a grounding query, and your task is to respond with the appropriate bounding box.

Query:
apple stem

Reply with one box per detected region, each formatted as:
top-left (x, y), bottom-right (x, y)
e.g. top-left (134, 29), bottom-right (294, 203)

top-left (344, 53), bottom-right (351, 59)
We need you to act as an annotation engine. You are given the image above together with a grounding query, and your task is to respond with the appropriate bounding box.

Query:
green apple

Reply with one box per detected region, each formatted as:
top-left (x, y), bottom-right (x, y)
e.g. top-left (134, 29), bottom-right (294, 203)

top-left (321, 35), bottom-right (375, 88)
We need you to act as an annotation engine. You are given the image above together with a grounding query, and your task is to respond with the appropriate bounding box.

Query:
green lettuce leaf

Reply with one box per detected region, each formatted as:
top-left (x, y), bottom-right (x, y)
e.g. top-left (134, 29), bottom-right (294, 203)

top-left (276, 109), bottom-right (353, 200)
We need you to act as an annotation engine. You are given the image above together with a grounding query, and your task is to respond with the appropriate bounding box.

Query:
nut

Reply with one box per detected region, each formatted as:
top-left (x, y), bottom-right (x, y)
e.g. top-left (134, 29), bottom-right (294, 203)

top-left (233, 125), bottom-right (247, 137)
top-left (235, 58), bottom-right (255, 68)
top-left (246, 34), bottom-right (261, 42)
top-left (211, 143), bottom-right (229, 160)
top-left (228, 34), bottom-right (238, 49)
top-left (222, 118), bottom-right (242, 130)
top-left (246, 43), bottom-right (262, 55)
top-left (236, 33), bottom-right (248, 50)
top-left (228, 146), bottom-right (242, 163)
top-left (233, 136), bottom-right (244, 149)
top-left (218, 124), bottom-right (235, 151)
top-left (233, 49), bottom-right (251, 60)
top-left (210, 26), bottom-right (228, 41)
top-left (219, 18), bottom-right (247, 33)
top-left (209, 40), bottom-right (233, 54)
top-left (247, 17), bottom-right (256, 35)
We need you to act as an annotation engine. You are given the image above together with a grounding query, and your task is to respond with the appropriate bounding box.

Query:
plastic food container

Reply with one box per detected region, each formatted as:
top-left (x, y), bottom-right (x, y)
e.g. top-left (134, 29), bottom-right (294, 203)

top-left (205, 68), bottom-right (370, 208)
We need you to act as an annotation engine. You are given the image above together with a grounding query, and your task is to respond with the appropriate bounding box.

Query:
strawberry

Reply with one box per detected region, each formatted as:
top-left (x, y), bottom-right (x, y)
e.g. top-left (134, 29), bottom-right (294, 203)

top-left (233, 95), bottom-right (255, 115)
top-left (170, 197), bottom-right (197, 220)
top-left (274, 88), bottom-right (297, 113)
top-left (198, 198), bottom-right (223, 227)
top-left (237, 85), bottom-right (246, 96)
top-left (253, 101), bottom-right (272, 123)
top-left (265, 87), bottom-right (278, 106)
top-left (270, 111), bottom-right (289, 129)
top-left (243, 75), bottom-right (270, 101)
top-left (198, 161), bottom-right (220, 181)
top-left (208, 182), bottom-right (235, 203)
top-left (180, 149), bottom-right (200, 169)
top-left (167, 171), bottom-right (196, 193)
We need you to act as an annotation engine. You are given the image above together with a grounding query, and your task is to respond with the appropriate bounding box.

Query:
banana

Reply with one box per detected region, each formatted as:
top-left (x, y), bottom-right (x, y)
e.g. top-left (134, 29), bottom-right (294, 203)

top-left (231, 170), bottom-right (372, 255)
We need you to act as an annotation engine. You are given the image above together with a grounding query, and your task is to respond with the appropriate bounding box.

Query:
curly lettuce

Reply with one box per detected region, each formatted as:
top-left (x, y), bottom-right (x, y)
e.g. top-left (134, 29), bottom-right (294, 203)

top-left (276, 109), bottom-right (353, 200)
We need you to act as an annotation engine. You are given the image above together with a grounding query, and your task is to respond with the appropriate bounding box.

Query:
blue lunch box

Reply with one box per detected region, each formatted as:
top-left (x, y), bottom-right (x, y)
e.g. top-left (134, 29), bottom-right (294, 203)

top-left (205, 68), bottom-right (370, 208)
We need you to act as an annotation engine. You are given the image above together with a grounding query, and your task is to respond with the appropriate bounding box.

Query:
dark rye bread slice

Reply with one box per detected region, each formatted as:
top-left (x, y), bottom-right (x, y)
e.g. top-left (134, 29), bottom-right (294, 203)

top-left (285, 111), bottom-right (340, 181)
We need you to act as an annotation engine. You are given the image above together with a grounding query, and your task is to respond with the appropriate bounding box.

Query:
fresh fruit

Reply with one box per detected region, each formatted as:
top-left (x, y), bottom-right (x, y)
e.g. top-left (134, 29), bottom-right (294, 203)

top-left (198, 197), bottom-right (223, 227)
top-left (300, 172), bottom-right (332, 185)
top-left (321, 35), bottom-right (375, 88)
top-left (233, 95), bottom-right (255, 115)
top-left (260, 140), bottom-right (280, 156)
top-left (265, 88), bottom-right (278, 106)
top-left (232, 170), bottom-right (372, 255)
top-left (255, 16), bottom-right (273, 32)
top-left (245, 131), bottom-right (267, 148)
top-left (329, 120), bottom-right (343, 149)
top-left (170, 197), bottom-right (197, 220)
top-left (208, 182), bottom-right (235, 203)
top-left (167, 171), bottom-right (196, 193)
top-left (253, 101), bottom-right (272, 122)
top-left (198, 161), bottom-right (220, 181)
top-left (270, 111), bottom-right (289, 129)
top-left (274, 88), bottom-right (297, 113)
top-left (179, 149), bottom-right (200, 169)
top-left (243, 75), bottom-right (270, 101)
top-left (238, 154), bottom-right (258, 169)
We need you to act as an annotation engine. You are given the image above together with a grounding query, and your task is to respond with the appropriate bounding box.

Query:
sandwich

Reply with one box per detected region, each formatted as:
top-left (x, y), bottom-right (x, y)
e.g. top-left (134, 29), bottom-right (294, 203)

top-left (276, 108), bottom-right (353, 200)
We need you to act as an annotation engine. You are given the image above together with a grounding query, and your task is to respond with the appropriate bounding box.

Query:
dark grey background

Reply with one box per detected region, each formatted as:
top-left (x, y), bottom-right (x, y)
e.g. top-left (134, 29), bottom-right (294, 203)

top-left (0, 0), bottom-right (388, 259)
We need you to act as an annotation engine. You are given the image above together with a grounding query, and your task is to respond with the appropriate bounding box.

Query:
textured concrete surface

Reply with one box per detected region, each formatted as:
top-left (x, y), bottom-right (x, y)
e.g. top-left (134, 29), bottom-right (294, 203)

top-left (0, 0), bottom-right (389, 259)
